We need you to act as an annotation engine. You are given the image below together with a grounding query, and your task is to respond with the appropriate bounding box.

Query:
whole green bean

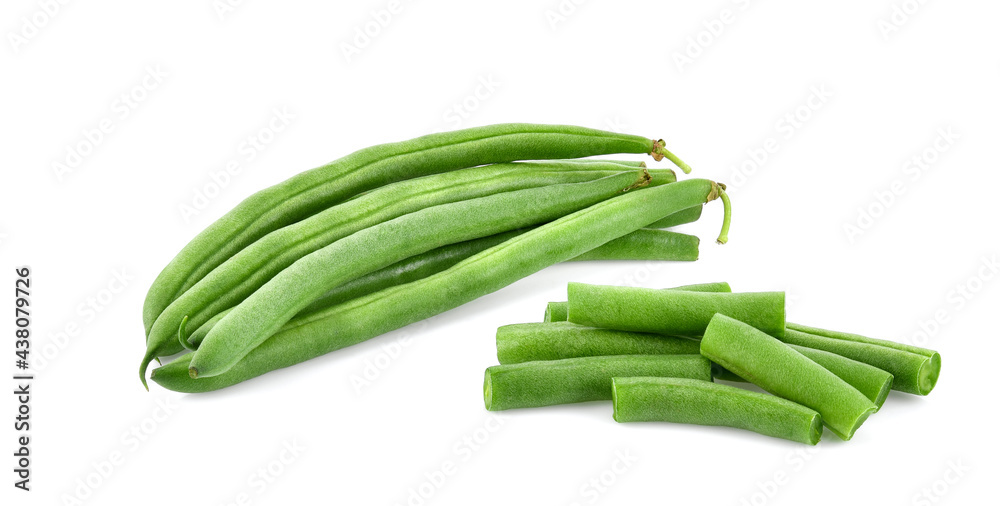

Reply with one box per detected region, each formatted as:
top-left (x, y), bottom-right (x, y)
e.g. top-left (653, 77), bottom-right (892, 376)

top-left (484, 355), bottom-right (712, 410)
top-left (142, 124), bottom-right (692, 337)
top-left (543, 281), bottom-right (732, 322)
top-left (570, 229), bottom-right (699, 262)
top-left (611, 377), bottom-right (823, 445)
top-left (715, 345), bottom-right (894, 410)
top-left (567, 284), bottom-right (785, 337)
top-left (787, 322), bottom-right (940, 395)
top-left (701, 314), bottom-right (877, 440)
top-left (777, 328), bottom-right (936, 396)
top-left (143, 163), bottom-right (674, 367)
top-left (496, 322), bottom-right (700, 364)
top-left (185, 171), bottom-right (655, 380)
top-left (150, 178), bottom-right (730, 392)
top-left (645, 205), bottom-right (703, 229)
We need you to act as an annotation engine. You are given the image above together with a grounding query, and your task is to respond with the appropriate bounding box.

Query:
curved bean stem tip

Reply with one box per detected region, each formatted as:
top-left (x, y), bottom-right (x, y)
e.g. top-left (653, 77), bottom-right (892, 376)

top-left (651, 139), bottom-right (692, 174)
top-left (715, 185), bottom-right (732, 245)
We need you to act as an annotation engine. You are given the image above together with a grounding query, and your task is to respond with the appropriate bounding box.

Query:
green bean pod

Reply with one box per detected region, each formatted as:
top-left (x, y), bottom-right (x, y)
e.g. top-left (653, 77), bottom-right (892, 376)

top-left (184, 171), bottom-right (656, 380)
top-left (567, 284), bottom-right (785, 337)
top-left (777, 328), bottom-right (936, 396)
top-left (611, 377), bottom-right (823, 445)
top-left (143, 163), bottom-right (674, 369)
top-left (142, 125), bottom-right (691, 338)
top-left (645, 205), bottom-right (703, 229)
top-left (484, 355), bottom-right (712, 410)
top-left (715, 345), bottom-right (893, 410)
top-left (496, 322), bottom-right (700, 364)
top-left (787, 322), bottom-right (940, 394)
top-left (570, 229), bottom-right (699, 262)
top-left (151, 178), bottom-right (730, 392)
top-left (543, 281), bottom-right (732, 322)
top-left (700, 314), bottom-right (876, 440)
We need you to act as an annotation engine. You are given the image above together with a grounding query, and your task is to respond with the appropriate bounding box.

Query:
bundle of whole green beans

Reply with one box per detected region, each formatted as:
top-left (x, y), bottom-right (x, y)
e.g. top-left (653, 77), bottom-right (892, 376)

top-left (484, 282), bottom-right (941, 445)
top-left (143, 123), bottom-right (733, 392)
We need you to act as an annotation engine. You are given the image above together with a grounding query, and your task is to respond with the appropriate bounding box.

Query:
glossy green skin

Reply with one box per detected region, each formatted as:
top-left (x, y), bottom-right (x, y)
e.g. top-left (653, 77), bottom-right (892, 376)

top-left (483, 355), bottom-right (712, 410)
top-left (143, 163), bottom-right (675, 366)
top-left (567, 285), bottom-right (784, 338)
top-left (701, 315), bottom-right (876, 440)
top-left (570, 229), bottom-right (698, 262)
top-left (715, 345), bottom-right (894, 410)
top-left (143, 124), bottom-right (666, 337)
top-left (611, 377), bottom-right (822, 445)
top-left (151, 178), bottom-right (726, 392)
top-left (189, 171), bottom-right (652, 378)
top-left (787, 322), bottom-right (940, 394)
top-left (496, 322), bottom-right (700, 364)
top-left (646, 205), bottom-right (703, 229)
top-left (184, 227), bottom-right (701, 348)
top-left (778, 328), bottom-right (936, 396)
top-left (544, 282), bottom-right (732, 322)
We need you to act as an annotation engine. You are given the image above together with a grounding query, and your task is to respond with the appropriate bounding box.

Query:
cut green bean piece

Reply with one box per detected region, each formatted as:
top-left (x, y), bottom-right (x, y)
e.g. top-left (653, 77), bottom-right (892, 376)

top-left (483, 355), bottom-right (711, 410)
top-left (701, 315), bottom-right (876, 440)
top-left (787, 322), bottom-right (940, 394)
top-left (777, 329), bottom-right (936, 396)
top-left (611, 377), bottom-right (822, 445)
top-left (646, 205), bottom-right (703, 229)
top-left (714, 346), bottom-right (894, 410)
top-left (543, 281), bottom-right (732, 323)
top-left (568, 284), bottom-right (784, 337)
top-left (496, 322), bottom-right (700, 364)
top-left (151, 179), bottom-right (729, 393)
top-left (570, 229), bottom-right (699, 262)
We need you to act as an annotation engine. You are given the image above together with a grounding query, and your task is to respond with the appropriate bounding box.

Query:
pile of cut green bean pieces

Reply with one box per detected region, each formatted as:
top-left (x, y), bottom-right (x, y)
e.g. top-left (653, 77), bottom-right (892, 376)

top-left (485, 282), bottom-right (941, 444)
top-left (142, 124), bottom-right (732, 392)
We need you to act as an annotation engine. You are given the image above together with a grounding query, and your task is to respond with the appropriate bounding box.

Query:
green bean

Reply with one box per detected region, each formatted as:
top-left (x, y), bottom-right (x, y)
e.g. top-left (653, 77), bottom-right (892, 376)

top-left (183, 171), bottom-right (656, 380)
top-left (777, 328), bottom-right (936, 396)
top-left (700, 314), bottom-right (876, 440)
top-left (484, 355), bottom-right (712, 410)
top-left (611, 377), bottom-right (823, 445)
top-left (543, 281), bottom-right (732, 322)
top-left (569, 229), bottom-right (699, 262)
top-left (714, 345), bottom-right (893, 410)
top-left (567, 284), bottom-right (785, 337)
top-left (183, 227), bottom-right (700, 349)
top-left (787, 322), bottom-right (940, 394)
top-left (496, 322), bottom-right (700, 364)
top-left (645, 205), bottom-right (703, 229)
top-left (142, 163), bottom-right (675, 370)
top-left (142, 125), bottom-right (692, 338)
top-left (151, 178), bottom-right (730, 392)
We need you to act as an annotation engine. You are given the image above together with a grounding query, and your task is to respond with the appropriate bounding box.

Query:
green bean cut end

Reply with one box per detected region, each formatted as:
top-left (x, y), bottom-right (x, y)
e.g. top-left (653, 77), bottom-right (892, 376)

top-left (918, 353), bottom-right (942, 395)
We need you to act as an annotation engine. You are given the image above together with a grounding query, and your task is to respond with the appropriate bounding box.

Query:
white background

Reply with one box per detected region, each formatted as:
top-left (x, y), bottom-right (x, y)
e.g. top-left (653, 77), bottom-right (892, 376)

top-left (2, 1), bottom-right (998, 505)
